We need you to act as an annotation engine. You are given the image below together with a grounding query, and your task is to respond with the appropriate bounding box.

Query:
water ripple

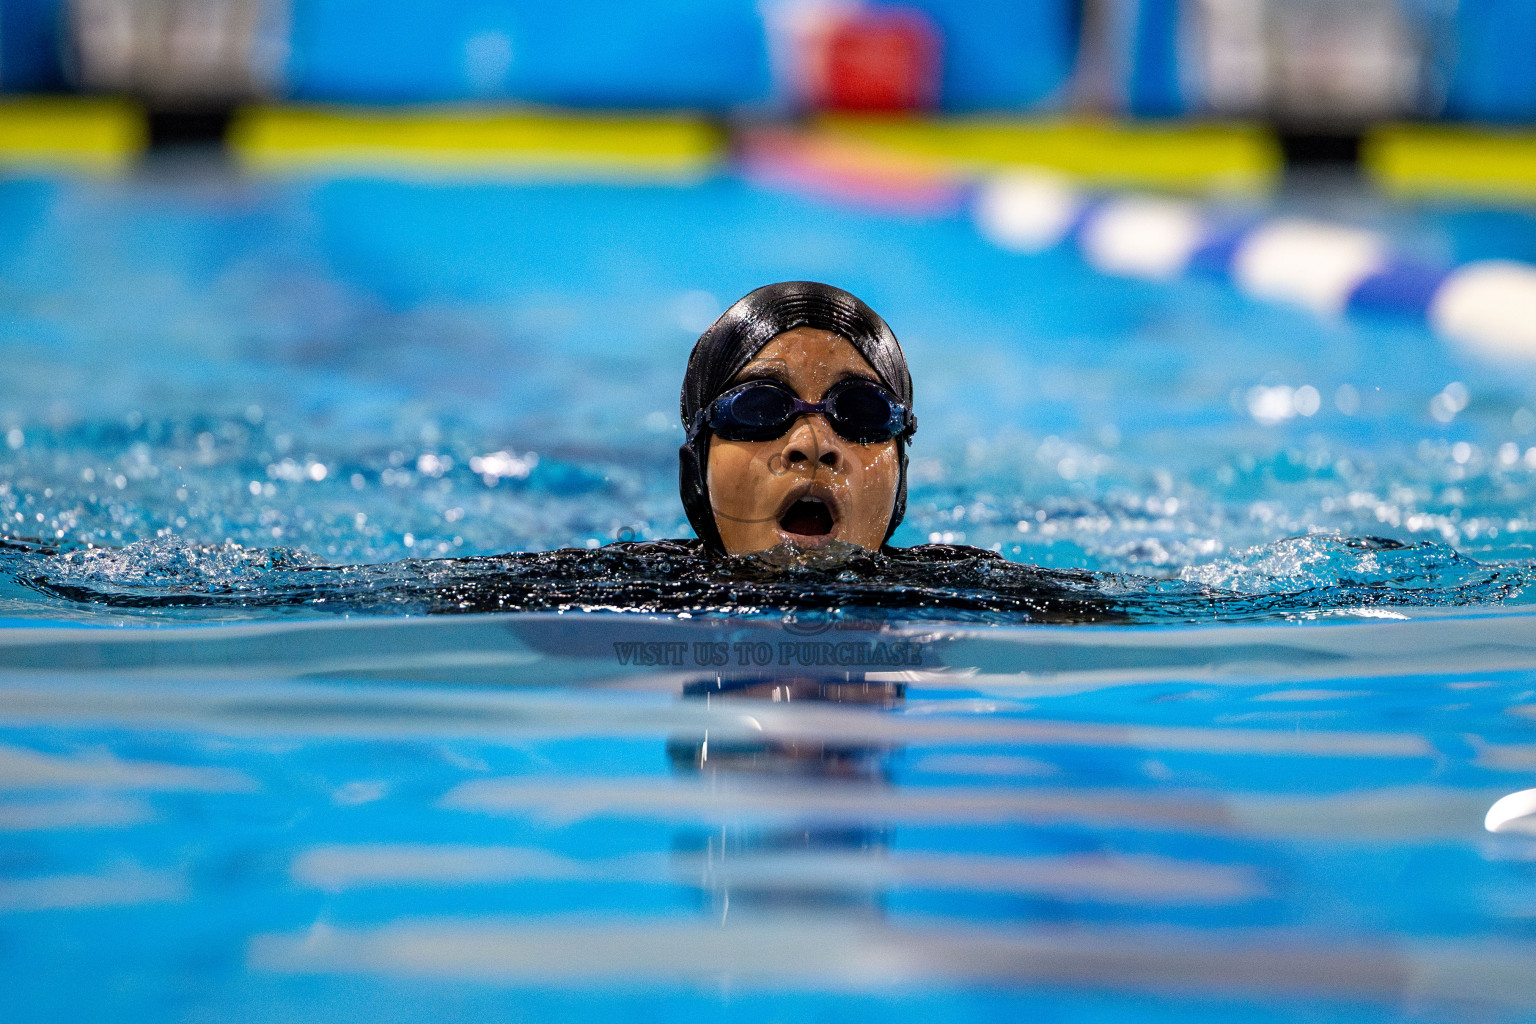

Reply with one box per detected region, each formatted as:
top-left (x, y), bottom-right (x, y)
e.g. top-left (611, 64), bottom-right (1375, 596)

top-left (2, 531), bottom-right (1531, 625)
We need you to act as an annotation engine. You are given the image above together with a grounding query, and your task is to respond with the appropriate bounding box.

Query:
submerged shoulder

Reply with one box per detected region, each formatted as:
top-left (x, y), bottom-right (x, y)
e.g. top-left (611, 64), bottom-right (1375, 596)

top-left (600, 537), bottom-right (706, 557)
top-left (882, 542), bottom-right (1103, 592)
top-left (883, 542), bottom-right (1005, 563)
top-left (486, 537), bottom-right (705, 566)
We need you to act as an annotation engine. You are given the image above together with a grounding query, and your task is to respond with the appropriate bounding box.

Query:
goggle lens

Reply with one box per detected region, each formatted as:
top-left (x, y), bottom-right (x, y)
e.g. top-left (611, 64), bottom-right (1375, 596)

top-left (826, 382), bottom-right (898, 443)
top-left (701, 379), bottom-right (913, 444)
top-left (727, 383), bottom-right (799, 435)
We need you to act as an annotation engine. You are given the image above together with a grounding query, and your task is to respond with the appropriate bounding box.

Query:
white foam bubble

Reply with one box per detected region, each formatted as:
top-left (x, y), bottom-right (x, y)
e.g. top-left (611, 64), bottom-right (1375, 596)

top-left (1080, 197), bottom-right (1205, 280)
top-left (1232, 220), bottom-right (1387, 314)
top-left (972, 171), bottom-right (1082, 253)
top-left (1429, 261), bottom-right (1536, 358)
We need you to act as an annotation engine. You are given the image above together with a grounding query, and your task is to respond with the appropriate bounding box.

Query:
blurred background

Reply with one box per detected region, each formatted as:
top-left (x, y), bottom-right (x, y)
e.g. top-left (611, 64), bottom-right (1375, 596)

top-left (0, 0), bottom-right (1531, 135)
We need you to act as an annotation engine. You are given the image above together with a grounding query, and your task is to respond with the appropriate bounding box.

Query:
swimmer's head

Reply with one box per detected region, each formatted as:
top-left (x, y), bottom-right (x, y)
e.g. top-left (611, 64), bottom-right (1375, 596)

top-left (679, 282), bottom-right (915, 556)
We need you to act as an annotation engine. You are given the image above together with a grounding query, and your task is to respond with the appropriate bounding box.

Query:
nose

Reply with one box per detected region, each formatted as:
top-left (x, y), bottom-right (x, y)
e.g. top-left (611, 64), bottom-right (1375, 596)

top-left (783, 415), bottom-right (840, 470)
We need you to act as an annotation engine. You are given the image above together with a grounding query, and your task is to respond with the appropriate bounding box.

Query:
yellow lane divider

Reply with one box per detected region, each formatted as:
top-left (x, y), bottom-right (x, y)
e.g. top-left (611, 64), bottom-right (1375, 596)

top-left (230, 105), bottom-right (726, 180)
top-left (1364, 124), bottom-right (1536, 202)
top-left (812, 115), bottom-right (1283, 194)
top-left (0, 97), bottom-right (148, 172)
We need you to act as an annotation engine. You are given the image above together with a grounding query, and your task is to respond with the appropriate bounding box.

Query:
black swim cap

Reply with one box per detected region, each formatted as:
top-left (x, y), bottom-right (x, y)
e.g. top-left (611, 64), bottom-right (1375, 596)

top-left (678, 281), bottom-right (914, 554)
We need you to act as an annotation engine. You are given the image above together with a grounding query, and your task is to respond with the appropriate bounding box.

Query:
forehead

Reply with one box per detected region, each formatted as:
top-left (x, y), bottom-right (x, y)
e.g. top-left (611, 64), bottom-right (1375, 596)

top-left (734, 327), bottom-right (877, 390)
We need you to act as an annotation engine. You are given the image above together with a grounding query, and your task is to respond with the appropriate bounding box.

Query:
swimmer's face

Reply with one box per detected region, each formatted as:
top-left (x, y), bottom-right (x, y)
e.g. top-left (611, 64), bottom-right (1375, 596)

top-left (706, 327), bottom-right (901, 555)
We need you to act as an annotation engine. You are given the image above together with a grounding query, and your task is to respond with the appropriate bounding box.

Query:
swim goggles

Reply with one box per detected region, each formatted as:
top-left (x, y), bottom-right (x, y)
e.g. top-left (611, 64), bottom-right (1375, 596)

top-left (691, 377), bottom-right (916, 445)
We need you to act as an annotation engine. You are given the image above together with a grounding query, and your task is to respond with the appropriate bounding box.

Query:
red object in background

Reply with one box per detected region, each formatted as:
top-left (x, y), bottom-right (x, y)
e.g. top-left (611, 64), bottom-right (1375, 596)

top-left (806, 7), bottom-right (941, 112)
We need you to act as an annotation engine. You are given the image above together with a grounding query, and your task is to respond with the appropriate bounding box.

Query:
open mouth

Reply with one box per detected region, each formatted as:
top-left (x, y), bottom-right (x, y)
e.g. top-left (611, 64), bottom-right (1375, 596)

top-left (778, 496), bottom-right (836, 537)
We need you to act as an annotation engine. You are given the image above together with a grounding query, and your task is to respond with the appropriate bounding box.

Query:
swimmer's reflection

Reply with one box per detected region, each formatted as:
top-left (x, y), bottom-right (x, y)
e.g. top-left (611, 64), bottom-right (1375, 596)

top-left (666, 673), bottom-right (903, 916)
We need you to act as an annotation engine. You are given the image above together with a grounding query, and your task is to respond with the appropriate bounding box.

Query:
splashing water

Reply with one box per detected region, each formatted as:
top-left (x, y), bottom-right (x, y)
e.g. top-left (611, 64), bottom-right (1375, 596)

top-left (5, 531), bottom-right (1531, 625)
top-left (5, 173), bottom-right (1536, 625)
top-left (1178, 533), bottom-right (1528, 596)
top-left (47, 535), bottom-right (320, 588)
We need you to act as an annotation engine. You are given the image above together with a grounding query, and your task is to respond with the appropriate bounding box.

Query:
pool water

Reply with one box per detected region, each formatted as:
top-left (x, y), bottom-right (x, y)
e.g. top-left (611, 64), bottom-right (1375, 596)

top-left (5, 165), bottom-right (1536, 575)
top-left (3, 161), bottom-right (1536, 1020)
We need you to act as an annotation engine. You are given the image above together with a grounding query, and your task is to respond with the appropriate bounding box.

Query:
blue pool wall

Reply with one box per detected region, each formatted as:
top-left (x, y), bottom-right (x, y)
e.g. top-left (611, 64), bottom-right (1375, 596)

top-left (1443, 0), bottom-right (1536, 122)
top-left (4, 0), bottom-right (1534, 122)
top-left (284, 0), bottom-right (776, 108)
top-left (0, 0), bottom-right (1080, 112)
top-left (285, 0), bottom-right (1079, 111)
top-left (0, 0), bottom-right (67, 92)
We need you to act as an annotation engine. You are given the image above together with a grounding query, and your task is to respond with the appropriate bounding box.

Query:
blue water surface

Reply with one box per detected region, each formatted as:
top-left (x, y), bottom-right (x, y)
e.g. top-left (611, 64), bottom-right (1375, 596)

top-left (2, 162), bottom-right (1536, 1021)
top-left (6, 167), bottom-right (1536, 574)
